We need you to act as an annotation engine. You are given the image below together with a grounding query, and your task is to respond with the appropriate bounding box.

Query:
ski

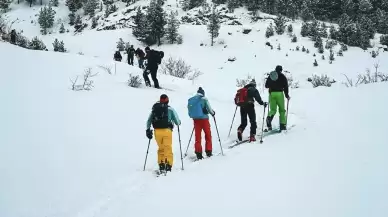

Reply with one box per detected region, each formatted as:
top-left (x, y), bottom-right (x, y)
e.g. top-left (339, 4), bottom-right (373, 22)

top-left (153, 169), bottom-right (168, 177)
top-left (228, 139), bottom-right (250, 149)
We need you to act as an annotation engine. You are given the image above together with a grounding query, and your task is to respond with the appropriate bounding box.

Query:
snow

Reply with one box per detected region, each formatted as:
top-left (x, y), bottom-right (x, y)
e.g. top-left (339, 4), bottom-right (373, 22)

top-left (1, 2), bottom-right (388, 217)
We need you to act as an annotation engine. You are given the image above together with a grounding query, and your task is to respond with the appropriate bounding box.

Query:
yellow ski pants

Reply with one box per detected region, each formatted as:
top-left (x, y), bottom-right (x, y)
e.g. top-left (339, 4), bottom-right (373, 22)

top-left (154, 129), bottom-right (173, 166)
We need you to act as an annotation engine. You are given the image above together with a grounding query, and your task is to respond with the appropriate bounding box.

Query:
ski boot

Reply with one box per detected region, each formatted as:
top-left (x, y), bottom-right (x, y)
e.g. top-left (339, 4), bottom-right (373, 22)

top-left (249, 134), bottom-right (256, 142)
top-left (237, 128), bottom-right (243, 141)
top-left (145, 81), bottom-right (151, 87)
top-left (159, 162), bottom-right (166, 172)
top-left (195, 152), bottom-right (204, 160)
top-left (266, 116), bottom-right (274, 131)
top-left (205, 150), bottom-right (212, 157)
top-left (165, 164), bottom-right (172, 172)
top-left (279, 124), bottom-right (287, 132)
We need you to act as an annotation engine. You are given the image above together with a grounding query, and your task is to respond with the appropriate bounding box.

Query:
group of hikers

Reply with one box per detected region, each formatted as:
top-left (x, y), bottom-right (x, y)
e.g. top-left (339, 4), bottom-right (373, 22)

top-left (145, 65), bottom-right (290, 173)
top-left (114, 46), bottom-right (164, 89)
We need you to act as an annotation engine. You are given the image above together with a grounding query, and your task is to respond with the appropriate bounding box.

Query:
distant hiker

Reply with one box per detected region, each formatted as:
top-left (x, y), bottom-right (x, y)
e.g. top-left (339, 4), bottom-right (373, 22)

top-left (135, 48), bottom-right (145, 69)
top-left (143, 46), bottom-right (164, 88)
top-left (187, 87), bottom-right (215, 160)
top-left (114, 51), bottom-right (122, 62)
top-left (127, 45), bottom-right (135, 66)
top-left (235, 79), bottom-right (267, 142)
top-left (10, 29), bottom-right (16, 44)
top-left (146, 94), bottom-right (181, 172)
top-left (265, 65), bottom-right (290, 131)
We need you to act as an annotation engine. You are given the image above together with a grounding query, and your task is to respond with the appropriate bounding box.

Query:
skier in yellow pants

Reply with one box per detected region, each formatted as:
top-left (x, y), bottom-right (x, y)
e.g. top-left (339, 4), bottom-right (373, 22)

top-left (146, 94), bottom-right (181, 172)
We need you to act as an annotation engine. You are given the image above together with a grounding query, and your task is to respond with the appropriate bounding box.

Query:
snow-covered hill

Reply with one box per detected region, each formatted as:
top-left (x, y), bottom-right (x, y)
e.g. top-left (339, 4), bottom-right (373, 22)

top-left (1, 1), bottom-right (388, 217)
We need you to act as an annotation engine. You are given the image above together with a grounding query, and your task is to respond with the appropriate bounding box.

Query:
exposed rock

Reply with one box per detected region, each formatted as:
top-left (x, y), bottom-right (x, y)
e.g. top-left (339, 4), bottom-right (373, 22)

top-left (228, 56), bottom-right (236, 62)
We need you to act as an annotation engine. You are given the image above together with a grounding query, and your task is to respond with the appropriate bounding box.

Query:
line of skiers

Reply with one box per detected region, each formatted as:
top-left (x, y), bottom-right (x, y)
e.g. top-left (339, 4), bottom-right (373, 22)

top-left (114, 46), bottom-right (164, 89)
top-left (145, 65), bottom-right (290, 173)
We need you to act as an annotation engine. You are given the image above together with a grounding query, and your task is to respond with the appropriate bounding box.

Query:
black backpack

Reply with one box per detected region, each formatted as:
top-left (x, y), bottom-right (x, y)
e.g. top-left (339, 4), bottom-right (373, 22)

top-left (151, 102), bottom-right (170, 129)
top-left (155, 50), bottom-right (164, 64)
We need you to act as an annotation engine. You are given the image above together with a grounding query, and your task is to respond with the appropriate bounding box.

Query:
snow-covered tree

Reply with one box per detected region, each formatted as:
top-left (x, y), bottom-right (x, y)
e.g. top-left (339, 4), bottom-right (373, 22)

top-left (50, 0), bottom-right (58, 7)
top-left (91, 16), bottom-right (98, 29)
top-left (300, 0), bottom-right (314, 21)
top-left (380, 35), bottom-right (388, 46)
top-left (165, 11), bottom-right (180, 44)
top-left (0, 0), bottom-right (12, 11)
top-left (59, 23), bottom-right (65, 33)
top-left (74, 14), bottom-right (82, 29)
top-left (227, 0), bottom-right (239, 12)
top-left (207, 6), bottom-right (220, 46)
top-left (69, 12), bottom-right (76, 25)
top-left (84, 0), bottom-right (98, 17)
top-left (265, 23), bottom-right (275, 38)
top-left (53, 38), bottom-right (66, 52)
top-left (359, 0), bottom-right (372, 13)
top-left (38, 5), bottom-right (56, 35)
top-left (300, 22), bottom-right (310, 37)
top-left (117, 38), bottom-right (125, 51)
top-left (29, 36), bottom-right (47, 50)
top-left (182, 0), bottom-right (205, 11)
top-left (274, 15), bottom-right (286, 35)
top-left (287, 24), bottom-right (293, 34)
top-left (132, 7), bottom-right (147, 42)
top-left (66, 0), bottom-right (82, 12)
top-left (145, 0), bottom-right (167, 45)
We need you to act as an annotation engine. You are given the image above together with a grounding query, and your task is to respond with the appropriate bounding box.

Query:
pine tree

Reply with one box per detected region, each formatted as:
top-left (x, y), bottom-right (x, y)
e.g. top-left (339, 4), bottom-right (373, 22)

top-left (50, 0), bottom-right (58, 7)
top-left (53, 38), bottom-right (66, 52)
top-left (165, 11), bottom-right (180, 44)
top-left (265, 23), bottom-right (275, 38)
top-left (38, 5), bottom-right (56, 35)
top-left (117, 38), bottom-right (125, 51)
top-left (84, 0), bottom-right (98, 17)
top-left (291, 34), bottom-right (297, 42)
top-left (314, 36), bottom-right (323, 48)
top-left (0, 0), bottom-right (11, 11)
top-left (29, 36), bottom-right (47, 50)
top-left (132, 7), bottom-right (147, 41)
top-left (359, 0), bottom-right (372, 13)
top-left (329, 25), bottom-right (337, 40)
top-left (69, 12), bottom-right (76, 25)
top-left (66, 0), bottom-right (82, 12)
top-left (227, 0), bottom-right (239, 13)
top-left (313, 59), bottom-right (318, 67)
top-left (359, 15), bottom-right (375, 39)
top-left (146, 0), bottom-right (167, 45)
top-left (380, 35), bottom-right (388, 46)
top-left (74, 15), bottom-right (82, 29)
top-left (59, 23), bottom-right (65, 33)
top-left (207, 6), bottom-right (220, 46)
top-left (300, 0), bottom-right (314, 21)
top-left (300, 22), bottom-right (310, 37)
top-left (91, 16), bottom-right (98, 29)
top-left (274, 15), bottom-right (286, 35)
top-left (329, 49), bottom-right (335, 62)
top-left (287, 24), bottom-right (293, 34)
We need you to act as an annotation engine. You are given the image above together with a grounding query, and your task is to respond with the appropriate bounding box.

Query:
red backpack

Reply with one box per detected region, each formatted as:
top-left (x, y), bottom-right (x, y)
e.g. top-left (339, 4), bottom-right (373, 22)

top-left (234, 88), bottom-right (248, 106)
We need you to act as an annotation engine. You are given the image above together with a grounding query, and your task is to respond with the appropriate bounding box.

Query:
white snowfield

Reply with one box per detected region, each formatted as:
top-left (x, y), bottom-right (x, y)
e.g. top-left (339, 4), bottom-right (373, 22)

top-left (1, 5), bottom-right (388, 217)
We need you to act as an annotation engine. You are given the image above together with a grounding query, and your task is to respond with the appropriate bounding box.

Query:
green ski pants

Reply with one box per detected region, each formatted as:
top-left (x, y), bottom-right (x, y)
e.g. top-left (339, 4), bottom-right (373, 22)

top-left (268, 92), bottom-right (287, 125)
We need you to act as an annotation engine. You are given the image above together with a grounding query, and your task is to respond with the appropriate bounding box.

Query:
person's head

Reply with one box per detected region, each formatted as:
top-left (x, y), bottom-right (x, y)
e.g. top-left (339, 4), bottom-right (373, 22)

top-left (145, 46), bottom-right (150, 53)
top-left (249, 79), bottom-right (257, 88)
top-left (130, 45), bottom-right (134, 48)
top-left (197, 87), bottom-right (205, 96)
top-left (160, 94), bottom-right (169, 104)
top-left (275, 65), bottom-right (283, 73)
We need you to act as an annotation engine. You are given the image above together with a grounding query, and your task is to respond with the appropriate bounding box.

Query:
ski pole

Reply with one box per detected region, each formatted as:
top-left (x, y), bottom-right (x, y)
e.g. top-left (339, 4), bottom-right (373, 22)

top-left (184, 127), bottom-right (194, 157)
top-left (213, 116), bottom-right (224, 156)
top-left (260, 104), bottom-right (267, 144)
top-left (227, 106), bottom-right (238, 138)
top-left (143, 139), bottom-right (151, 171)
top-left (177, 125), bottom-right (184, 170)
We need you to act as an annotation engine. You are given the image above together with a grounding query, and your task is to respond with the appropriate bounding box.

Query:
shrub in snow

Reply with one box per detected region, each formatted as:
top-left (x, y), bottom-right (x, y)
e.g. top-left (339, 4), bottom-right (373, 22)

top-left (207, 6), bottom-right (220, 46)
top-left (38, 5), bottom-right (56, 35)
top-left (287, 24), bottom-right (293, 34)
top-left (343, 64), bottom-right (388, 87)
top-left (329, 49), bottom-right (335, 61)
top-left (313, 59), bottom-right (318, 67)
top-left (218, 39), bottom-right (225, 45)
top-left (50, 0), bottom-right (59, 7)
top-left (309, 74), bottom-right (336, 88)
top-left (284, 71), bottom-right (299, 89)
top-left (306, 49), bottom-right (310, 54)
top-left (59, 23), bottom-right (65, 33)
top-left (340, 43), bottom-right (348, 51)
top-left (177, 35), bottom-right (183, 44)
top-left (116, 38), bottom-right (125, 51)
top-left (265, 23), bottom-right (275, 38)
top-left (296, 46), bottom-right (300, 51)
top-left (127, 73), bottom-right (143, 88)
top-left (322, 55), bottom-right (325, 60)
top-left (228, 56), bottom-right (237, 62)
top-left (91, 16), bottom-right (98, 29)
top-left (16, 32), bottom-right (30, 48)
top-left (291, 35), bottom-right (297, 43)
top-left (242, 27), bottom-right (252, 34)
top-left (160, 57), bottom-right (203, 80)
top-left (302, 46), bottom-right (306, 52)
top-left (70, 68), bottom-right (99, 91)
top-left (98, 65), bottom-right (113, 75)
top-left (29, 37), bottom-right (47, 50)
top-left (53, 38), bottom-right (66, 52)
top-left (371, 50), bottom-right (378, 58)
top-left (236, 75), bottom-right (255, 88)
top-left (277, 44), bottom-right (281, 50)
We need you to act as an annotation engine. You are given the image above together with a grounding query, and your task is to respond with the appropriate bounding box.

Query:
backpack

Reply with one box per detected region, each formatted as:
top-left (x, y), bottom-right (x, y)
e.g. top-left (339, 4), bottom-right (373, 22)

top-left (156, 50), bottom-right (164, 64)
top-left (187, 95), bottom-right (204, 119)
top-left (234, 88), bottom-right (248, 106)
top-left (151, 102), bottom-right (170, 129)
top-left (269, 71), bottom-right (278, 81)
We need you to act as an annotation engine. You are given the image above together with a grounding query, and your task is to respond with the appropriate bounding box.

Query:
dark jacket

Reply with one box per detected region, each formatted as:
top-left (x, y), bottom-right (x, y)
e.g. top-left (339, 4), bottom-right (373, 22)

top-left (135, 48), bottom-right (145, 58)
top-left (127, 47), bottom-right (135, 56)
top-left (265, 72), bottom-right (289, 98)
top-left (114, 51), bottom-right (122, 61)
top-left (244, 83), bottom-right (264, 105)
top-left (145, 50), bottom-right (159, 70)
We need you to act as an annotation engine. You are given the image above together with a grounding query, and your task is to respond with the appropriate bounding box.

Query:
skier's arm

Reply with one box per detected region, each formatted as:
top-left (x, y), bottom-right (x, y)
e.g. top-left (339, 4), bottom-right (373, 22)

top-left (265, 77), bottom-right (270, 88)
top-left (253, 89), bottom-right (264, 105)
top-left (169, 107), bottom-right (181, 126)
top-left (283, 75), bottom-right (290, 98)
top-left (203, 98), bottom-right (215, 115)
top-left (146, 112), bottom-right (153, 129)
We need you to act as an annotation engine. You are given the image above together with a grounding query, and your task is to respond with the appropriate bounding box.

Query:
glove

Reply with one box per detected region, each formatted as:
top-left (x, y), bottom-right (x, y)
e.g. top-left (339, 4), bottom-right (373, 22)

top-left (259, 101), bottom-right (265, 106)
top-left (146, 129), bottom-right (153, 139)
top-left (263, 102), bottom-right (268, 107)
top-left (286, 95), bottom-right (291, 100)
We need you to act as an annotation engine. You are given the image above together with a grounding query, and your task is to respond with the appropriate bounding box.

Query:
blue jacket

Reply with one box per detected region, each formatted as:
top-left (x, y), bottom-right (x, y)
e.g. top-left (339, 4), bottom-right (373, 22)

top-left (191, 93), bottom-right (215, 119)
top-left (146, 104), bottom-right (181, 129)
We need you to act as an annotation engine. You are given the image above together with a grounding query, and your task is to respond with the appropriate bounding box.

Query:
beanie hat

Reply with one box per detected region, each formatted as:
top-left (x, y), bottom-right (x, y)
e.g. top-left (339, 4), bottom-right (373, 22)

top-left (145, 46), bottom-right (150, 51)
top-left (160, 94), bottom-right (169, 103)
top-left (197, 87), bottom-right (205, 96)
top-left (249, 79), bottom-right (256, 87)
top-left (275, 65), bottom-right (283, 73)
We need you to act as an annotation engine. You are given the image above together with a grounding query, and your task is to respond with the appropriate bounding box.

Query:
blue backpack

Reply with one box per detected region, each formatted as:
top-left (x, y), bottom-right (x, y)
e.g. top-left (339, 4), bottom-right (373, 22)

top-left (188, 95), bottom-right (204, 119)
